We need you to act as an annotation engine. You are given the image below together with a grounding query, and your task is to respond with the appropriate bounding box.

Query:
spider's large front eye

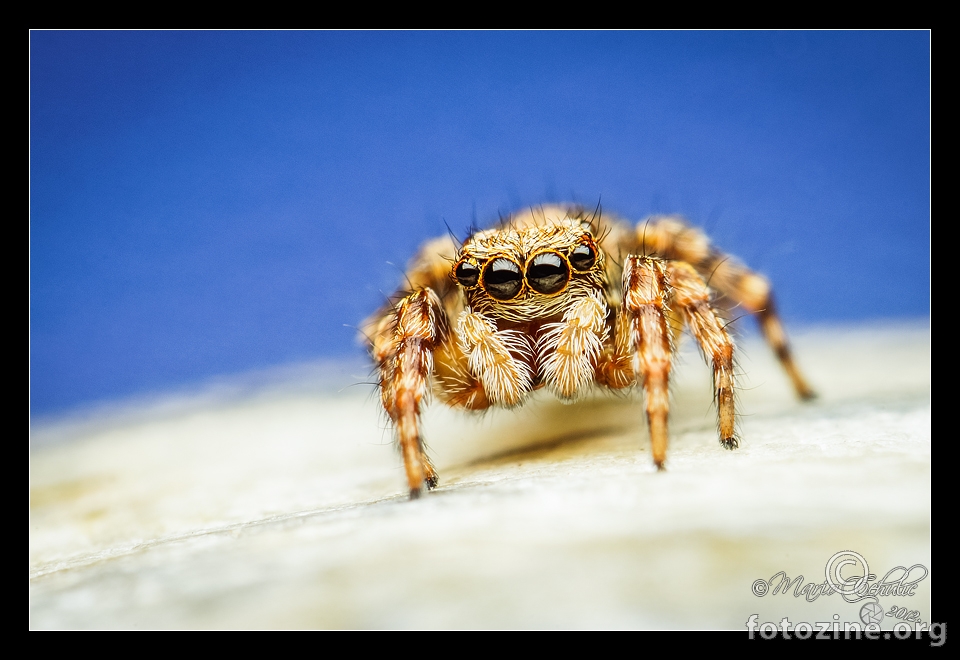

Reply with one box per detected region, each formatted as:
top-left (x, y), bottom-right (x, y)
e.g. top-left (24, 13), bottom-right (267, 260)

top-left (454, 260), bottom-right (480, 287)
top-left (569, 241), bottom-right (597, 272)
top-left (527, 251), bottom-right (570, 295)
top-left (482, 258), bottom-right (523, 300)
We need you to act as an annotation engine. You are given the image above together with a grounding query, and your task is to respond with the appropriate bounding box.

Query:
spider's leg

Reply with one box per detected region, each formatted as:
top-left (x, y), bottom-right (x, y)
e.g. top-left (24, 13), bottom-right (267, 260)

top-left (363, 235), bottom-right (465, 498)
top-left (667, 262), bottom-right (738, 449)
top-left (635, 217), bottom-right (816, 401)
top-left (695, 253), bottom-right (815, 401)
top-left (538, 291), bottom-right (609, 399)
top-left (618, 255), bottom-right (673, 470)
top-left (373, 288), bottom-right (448, 498)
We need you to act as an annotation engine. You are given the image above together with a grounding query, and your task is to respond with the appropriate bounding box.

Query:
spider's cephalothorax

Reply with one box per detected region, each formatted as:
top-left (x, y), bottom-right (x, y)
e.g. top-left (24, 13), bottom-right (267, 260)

top-left (364, 205), bottom-right (815, 498)
top-left (451, 218), bottom-right (607, 323)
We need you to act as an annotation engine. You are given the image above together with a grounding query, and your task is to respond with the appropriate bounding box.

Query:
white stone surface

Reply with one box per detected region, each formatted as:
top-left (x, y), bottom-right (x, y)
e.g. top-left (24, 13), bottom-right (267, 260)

top-left (30, 322), bottom-right (931, 629)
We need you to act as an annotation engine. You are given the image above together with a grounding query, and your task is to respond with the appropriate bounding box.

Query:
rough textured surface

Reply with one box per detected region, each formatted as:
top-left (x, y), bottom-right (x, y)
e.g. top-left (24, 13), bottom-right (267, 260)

top-left (30, 322), bottom-right (930, 629)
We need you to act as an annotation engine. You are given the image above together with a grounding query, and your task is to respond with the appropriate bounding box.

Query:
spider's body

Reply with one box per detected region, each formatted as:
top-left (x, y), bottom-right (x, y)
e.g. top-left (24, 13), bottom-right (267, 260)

top-left (364, 205), bottom-right (814, 498)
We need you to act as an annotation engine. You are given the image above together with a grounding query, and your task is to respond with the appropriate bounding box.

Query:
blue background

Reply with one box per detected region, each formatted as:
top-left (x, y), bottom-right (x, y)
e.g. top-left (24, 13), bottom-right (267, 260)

top-left (30, 31), bottom-right (930, 418)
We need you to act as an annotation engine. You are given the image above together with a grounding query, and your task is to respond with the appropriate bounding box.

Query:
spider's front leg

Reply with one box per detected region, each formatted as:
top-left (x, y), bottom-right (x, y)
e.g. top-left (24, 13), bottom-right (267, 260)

top-left (373, 288), bottom-right (449, 498)
top-left (617, 255), bottom-right (674, 470)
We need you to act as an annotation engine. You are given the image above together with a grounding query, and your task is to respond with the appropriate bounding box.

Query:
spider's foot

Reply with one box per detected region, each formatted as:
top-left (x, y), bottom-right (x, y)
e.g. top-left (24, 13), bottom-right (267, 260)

top-left (721, 437), bottom-right (740, 450)
top-left (409, 487), bottom-right (422, 500)
top-left (799, 389), bottom-right (818, 402)
top-left (425, 474), bottom-right (439, 490)
top-left (654, 459), bottom-right (666, 472)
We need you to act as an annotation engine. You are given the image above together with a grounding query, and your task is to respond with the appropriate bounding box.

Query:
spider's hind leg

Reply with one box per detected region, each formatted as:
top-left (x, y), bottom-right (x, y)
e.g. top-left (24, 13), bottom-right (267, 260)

top-left (701, 258), bottom-right (816, 401)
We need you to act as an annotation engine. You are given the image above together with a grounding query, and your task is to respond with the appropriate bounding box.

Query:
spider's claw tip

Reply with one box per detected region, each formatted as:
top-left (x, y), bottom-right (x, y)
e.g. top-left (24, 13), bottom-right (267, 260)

top-left (408, 487), bottom-right (422, 500)
top-left (799, 389), bottom-right (818, 402)
top-left (654, 460), bottom-right (666, 472)
top-left (721, 437), bottom-right (739, 450)
top-left (425, 475), bottom-right (439, 490)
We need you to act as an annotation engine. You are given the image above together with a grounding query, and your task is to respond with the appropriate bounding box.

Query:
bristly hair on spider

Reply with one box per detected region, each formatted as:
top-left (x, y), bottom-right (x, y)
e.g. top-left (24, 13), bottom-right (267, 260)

top-left (362, 204), bottom-right (815, 499)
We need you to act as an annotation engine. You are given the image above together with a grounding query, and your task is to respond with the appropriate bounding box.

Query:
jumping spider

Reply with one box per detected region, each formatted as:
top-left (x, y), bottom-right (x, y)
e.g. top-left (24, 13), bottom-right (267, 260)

top-left (364, 205), bottom-right (815, 498)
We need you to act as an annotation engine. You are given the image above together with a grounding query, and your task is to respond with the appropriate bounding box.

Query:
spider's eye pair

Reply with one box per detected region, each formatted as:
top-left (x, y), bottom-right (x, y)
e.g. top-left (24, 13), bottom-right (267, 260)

top-left (454, 243), bottom-right (597, 301)
top-left (482, 255), bottom-right (566, 300)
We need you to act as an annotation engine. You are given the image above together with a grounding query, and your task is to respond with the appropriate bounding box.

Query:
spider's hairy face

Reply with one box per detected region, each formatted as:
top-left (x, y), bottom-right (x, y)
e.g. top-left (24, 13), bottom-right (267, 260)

top-left (450, 217), bottom-right (607, 323)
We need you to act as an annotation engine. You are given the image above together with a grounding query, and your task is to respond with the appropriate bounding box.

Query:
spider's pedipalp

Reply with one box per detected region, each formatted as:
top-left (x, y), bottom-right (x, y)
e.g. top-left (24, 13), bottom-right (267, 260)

top-left (457, 313), bottom-right (535, 407)
top-left (538, 290), bottom-right (609, 399)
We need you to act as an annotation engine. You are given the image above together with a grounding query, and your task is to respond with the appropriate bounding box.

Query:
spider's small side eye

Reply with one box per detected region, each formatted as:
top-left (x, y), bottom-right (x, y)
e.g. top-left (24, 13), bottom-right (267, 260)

top-left (569, 242), bottom-right (597, 272)
top-left (454, 261), bottom-right (480, 287)
top-left (527, 251), bottom-right (570, 295)
top-left (482, 258), bottom-right (523, 300)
